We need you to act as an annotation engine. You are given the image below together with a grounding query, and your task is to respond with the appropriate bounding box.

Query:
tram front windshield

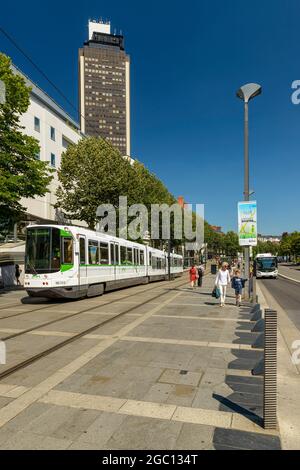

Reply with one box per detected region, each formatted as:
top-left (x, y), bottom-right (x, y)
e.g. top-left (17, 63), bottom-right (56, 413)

top-left (25, 227), bottom-right (61, 273)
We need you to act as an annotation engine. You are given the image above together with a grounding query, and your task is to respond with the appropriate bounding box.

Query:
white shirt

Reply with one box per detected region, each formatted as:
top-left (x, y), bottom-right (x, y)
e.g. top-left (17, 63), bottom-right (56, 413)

top-left (215, 269), bottom-right (231, 286)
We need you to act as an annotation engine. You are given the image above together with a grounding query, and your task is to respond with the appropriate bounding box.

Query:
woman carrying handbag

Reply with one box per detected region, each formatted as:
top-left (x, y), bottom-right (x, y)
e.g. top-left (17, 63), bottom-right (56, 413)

top-left (215, 262), bottom-right (231, 307)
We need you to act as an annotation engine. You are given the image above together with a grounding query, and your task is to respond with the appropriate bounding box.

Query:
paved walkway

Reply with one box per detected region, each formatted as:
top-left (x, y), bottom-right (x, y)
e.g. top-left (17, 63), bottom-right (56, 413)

top-left (0, 275), bottom-right (281, 449)
top-left (257, 281), bottom-right (300, 449)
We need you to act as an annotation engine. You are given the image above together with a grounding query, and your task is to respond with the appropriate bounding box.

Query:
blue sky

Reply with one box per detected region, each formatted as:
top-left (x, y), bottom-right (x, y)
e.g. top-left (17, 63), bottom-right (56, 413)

top-left (1, 0), bottom-right (299, 235)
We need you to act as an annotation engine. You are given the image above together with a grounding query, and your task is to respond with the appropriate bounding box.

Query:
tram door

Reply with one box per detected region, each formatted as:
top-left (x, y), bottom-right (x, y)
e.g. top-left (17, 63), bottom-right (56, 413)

top-left (79, 236), bottom-right (87, 286)
top-left (110, 242), bottom-right (119, 280)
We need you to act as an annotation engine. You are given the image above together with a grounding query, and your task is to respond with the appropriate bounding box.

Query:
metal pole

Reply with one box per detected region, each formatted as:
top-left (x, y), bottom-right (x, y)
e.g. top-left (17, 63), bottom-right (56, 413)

top-left (244, 101), bottom-right (250, 300)
top-left (13, 223), bottom-right (18, 243)
top-left (168, 239), bottom-right (171, 281)
top-left (252, 274), bottom-right (257, 303)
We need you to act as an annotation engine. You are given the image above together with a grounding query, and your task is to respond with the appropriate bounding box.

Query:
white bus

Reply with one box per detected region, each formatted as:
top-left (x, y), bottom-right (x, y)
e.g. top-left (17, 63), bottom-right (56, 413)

top-left (254, 253), bottom-right (278, 279)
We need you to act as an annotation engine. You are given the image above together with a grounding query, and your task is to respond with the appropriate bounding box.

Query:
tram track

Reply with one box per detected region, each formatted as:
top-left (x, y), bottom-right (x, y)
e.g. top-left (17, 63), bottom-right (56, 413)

top-left (0, 277), bottom-right (180, 324)
top-left (0, 279), bottom-right (179, 341)
top-left (0, 277), bottom-right (187, 381)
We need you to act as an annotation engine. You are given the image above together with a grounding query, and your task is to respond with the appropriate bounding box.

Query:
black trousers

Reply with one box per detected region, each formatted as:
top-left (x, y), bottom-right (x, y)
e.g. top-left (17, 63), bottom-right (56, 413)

top-left (198, 276), bottom-right (203, 287)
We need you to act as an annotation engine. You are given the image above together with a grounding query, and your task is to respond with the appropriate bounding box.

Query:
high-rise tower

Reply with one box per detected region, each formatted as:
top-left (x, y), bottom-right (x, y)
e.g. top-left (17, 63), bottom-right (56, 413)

top-left (79, 20), bottom-right (130, 156)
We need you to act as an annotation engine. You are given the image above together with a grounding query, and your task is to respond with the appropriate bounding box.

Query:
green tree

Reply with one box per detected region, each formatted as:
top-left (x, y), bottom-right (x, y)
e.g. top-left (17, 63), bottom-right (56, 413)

top-left (0, 53), bottom-right (52, 231)
top-left (222, 231), bottom-right (239, 257)
top-left (278, 232), bottom-right (300, 260)
top-left (56, 137), bottom-right (133, 229)
top-left (291, 234), bottom-right (300, 259)
top-left (127, 160), bottom-right (177, 247)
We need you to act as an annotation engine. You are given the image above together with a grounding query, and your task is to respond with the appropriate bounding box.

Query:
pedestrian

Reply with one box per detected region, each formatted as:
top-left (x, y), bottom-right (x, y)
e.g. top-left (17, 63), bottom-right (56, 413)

top-left (197, 263), bottom-right (205, 287)
top-left (15, 264), bottom-right (22, 286)
top-left (231, 269), bottom-right (247, 307)
top-left (215, 262), bottom-right (231, 307)
top-left (189, 264), bottom-right (198, 289)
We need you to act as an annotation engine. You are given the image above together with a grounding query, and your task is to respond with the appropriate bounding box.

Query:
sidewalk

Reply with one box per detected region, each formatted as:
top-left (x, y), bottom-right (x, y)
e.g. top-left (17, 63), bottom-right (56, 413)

top-left (0, 274), bottom-right (282, 449)
top-left (257, 282), bottom-right (300, 449)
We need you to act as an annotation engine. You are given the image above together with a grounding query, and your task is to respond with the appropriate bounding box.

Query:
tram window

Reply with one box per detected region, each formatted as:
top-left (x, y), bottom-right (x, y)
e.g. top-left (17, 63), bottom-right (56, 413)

top-left (110, 244), bottom-right (115, 265)
top-left (100, 242), bottom-right (109, 264)
top-left (127, 247), bottom-right (133, 264)
top-left (140, 250), bottom-right (144, 265)
top-left (149, 252), bottom-right (152, 267)
top-left (162, 257), bottom-right (166, 269)
top-left (63, 238), bottom-right (73, 264)
top-left (120, 246), bottom-right (127, 264)
top-left (115, 245), bottom-right (119, 264)
top-left (152, 256), bottom-right (157, 269)
top-left (134, 248), bottom-right (139, 265)
top-left (88, 240), bottom-right (99, 265)
top-left (79, 238), bottom-right (86, 265)
top-left (26, 227), bottom-right (61, 274)
top-left (51, 228), bottom-right (61, 270)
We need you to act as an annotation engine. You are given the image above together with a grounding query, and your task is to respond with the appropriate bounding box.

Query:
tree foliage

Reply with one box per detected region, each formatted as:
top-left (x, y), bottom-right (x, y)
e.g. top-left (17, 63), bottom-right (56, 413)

top-left (0, 53), bottom-right (53, 230)
top-left (278, 231), bottom-right (300, 259)
top-left (56, 136), bottom-right (176, 232)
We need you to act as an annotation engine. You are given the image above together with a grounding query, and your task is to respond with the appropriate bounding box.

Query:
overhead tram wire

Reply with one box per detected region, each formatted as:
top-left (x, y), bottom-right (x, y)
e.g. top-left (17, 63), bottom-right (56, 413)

top-left (0, 26), bottom-right (85, 124)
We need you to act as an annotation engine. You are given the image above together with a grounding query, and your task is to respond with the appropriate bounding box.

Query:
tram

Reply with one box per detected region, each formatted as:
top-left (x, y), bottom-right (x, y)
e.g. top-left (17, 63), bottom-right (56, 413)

top-left (24, 225), bottom-right (183, 299)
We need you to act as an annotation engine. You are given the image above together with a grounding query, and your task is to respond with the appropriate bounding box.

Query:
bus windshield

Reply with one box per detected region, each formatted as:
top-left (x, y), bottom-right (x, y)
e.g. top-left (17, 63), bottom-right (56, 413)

top-left (256, 257), bottom-right (277, 272)
top-left (25, 227), bottom-right (61, 273)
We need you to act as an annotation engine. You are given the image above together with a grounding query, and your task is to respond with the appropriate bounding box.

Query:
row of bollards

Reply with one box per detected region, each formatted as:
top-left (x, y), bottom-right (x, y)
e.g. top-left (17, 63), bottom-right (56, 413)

top-left (250, 305), bottom-right (278, 430)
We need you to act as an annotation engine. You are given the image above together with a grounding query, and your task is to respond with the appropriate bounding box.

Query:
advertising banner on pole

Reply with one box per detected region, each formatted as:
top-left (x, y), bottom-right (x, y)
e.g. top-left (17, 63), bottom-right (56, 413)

top-left (238, 201), bottom-right (257, 246)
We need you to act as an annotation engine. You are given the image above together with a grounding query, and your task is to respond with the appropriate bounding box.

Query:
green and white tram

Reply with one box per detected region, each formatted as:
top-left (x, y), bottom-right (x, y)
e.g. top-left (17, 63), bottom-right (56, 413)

top-left (24, 225), bottom-right (183, 299)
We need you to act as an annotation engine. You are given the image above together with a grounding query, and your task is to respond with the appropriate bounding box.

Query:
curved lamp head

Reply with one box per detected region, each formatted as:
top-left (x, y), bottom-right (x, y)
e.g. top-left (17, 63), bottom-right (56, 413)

top-left (236, 83), bottom-right (262, 103)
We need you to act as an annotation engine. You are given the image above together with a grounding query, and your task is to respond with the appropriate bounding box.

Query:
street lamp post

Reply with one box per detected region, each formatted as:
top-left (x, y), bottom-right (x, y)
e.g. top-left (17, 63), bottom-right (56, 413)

top-left (236, 83), bottom-right (261, 300)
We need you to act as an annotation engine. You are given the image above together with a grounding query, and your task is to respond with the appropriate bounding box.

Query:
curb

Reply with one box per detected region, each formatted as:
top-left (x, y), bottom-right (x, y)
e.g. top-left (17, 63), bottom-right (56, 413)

top-left (278, 273), bottom-right (300, 284)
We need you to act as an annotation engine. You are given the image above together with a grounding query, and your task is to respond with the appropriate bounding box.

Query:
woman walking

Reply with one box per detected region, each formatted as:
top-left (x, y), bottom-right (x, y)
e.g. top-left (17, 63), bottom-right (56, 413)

top-left (189, 264), bottom-right (198, 289)
top-left (215, 262), bottom-right (231, 307)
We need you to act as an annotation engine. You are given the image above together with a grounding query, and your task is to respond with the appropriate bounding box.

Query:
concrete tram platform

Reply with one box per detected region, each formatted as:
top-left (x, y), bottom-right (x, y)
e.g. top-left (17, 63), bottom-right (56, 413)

top-left (0, 275), bottom-right (282, 450)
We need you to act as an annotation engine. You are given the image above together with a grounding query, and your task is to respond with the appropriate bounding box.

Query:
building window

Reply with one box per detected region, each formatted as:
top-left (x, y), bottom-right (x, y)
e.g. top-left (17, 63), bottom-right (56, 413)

top-left (34, 117), bottom-right (40, 132)
top-left (50, 126), bottom-right (55, 141)
top-left (62, 136), bottom-right (72, 149)
top-left (50, 153), bottom-right (56, 167)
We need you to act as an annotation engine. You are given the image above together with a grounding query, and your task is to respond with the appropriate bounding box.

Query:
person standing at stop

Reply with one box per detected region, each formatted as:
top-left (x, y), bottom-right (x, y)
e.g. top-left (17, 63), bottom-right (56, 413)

top-left (189, 265), bottom-right (197, 289)
top-left (197, 263), bottom-right (205, 287)
top-left (215, 262), bottom-right (231, 307)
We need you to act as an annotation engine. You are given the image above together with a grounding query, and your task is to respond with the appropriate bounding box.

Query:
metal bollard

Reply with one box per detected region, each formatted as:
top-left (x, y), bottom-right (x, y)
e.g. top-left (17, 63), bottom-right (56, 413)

top-left (252, 318), bottom-right (265, 332)
top-left (252, 276), bottom-right (257, 304)
top-left (252, 333), bottom-right (264, 349)
top-left (263, 308), bottom-right (277, 429)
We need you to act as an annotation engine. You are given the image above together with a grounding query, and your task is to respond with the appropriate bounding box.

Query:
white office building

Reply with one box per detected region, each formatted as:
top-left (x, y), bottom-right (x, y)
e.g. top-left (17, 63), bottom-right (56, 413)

top-left (12, 65), bottom-right (84, 223)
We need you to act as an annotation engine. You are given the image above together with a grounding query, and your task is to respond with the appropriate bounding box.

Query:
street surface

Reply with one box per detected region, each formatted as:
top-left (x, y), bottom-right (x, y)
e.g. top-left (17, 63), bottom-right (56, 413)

top-left (260, 264), bottom-right (300, 332)
top-left (0, 275), bottom-right (281, 450)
